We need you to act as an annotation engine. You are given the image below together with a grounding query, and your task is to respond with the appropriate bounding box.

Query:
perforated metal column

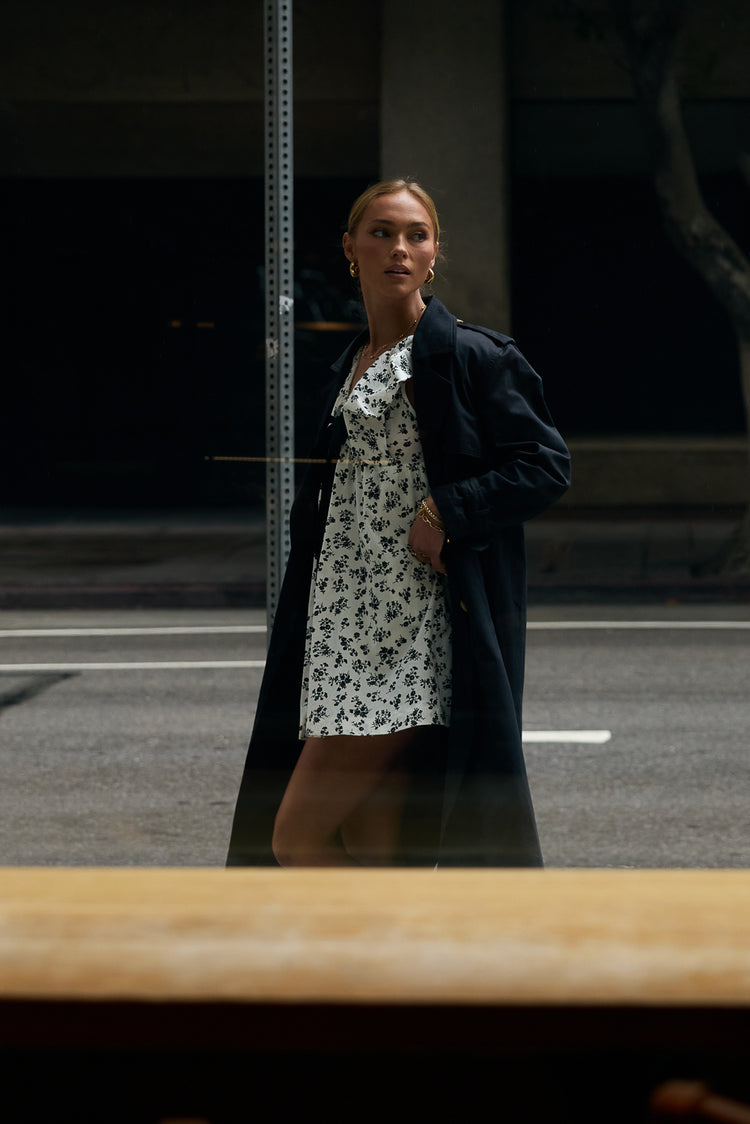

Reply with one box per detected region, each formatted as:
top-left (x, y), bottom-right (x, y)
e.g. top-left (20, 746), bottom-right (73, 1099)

top-left (264, 0), bottom-right (294, 634)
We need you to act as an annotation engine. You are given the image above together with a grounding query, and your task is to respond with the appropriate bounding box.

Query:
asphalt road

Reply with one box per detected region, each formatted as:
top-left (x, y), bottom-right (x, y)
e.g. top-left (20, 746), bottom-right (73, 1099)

top-left (0, 603), bottom-right (748, 868)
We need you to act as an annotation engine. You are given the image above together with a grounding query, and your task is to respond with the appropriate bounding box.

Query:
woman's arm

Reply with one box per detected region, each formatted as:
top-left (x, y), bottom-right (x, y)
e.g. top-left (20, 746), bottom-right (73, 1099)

top-left (430, 341), bottom-right (570, 546)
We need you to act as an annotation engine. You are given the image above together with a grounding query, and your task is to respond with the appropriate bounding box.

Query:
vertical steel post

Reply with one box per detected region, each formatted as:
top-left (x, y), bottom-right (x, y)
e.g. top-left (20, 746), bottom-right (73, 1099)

top-left (264, 0), bottom-right (294, 635)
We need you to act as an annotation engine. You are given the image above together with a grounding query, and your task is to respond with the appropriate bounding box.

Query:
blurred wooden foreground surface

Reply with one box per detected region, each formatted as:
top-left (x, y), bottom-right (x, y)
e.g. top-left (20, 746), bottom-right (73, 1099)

top-left (0, 867), bottom-right (748, 1006)
top-left (3, 869), bottom-right (750, 1122)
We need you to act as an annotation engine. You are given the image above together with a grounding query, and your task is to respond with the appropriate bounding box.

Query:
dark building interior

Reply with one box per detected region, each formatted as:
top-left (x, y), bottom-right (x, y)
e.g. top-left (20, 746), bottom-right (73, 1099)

top-left (2, 1), bottom-right (749, 507)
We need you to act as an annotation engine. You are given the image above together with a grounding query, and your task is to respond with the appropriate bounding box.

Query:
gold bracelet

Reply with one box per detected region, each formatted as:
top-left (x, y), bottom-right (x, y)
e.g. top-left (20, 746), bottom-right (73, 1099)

top-left (418, 499), bottom-right (445, 532)
top-left (420, 498), bottom-right (444, 526)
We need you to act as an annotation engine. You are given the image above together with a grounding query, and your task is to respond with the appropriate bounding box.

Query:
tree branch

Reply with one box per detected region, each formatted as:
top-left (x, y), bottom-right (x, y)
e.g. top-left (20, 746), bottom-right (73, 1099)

top-left (611, 0), bottom-right (750, 339)
top-left (607, 0), bottom-right (750, 574)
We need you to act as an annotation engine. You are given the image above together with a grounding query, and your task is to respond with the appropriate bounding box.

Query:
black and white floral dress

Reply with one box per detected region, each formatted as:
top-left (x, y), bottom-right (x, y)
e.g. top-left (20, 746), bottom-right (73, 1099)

top-left (299, 336), bottom-right (452, 739)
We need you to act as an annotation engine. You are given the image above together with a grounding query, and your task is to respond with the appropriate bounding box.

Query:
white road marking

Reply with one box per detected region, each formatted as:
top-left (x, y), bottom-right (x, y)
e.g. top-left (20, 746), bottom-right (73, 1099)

top-left (0, 652), bottom-right (614, 745)
top-left (522, 730), bottom-right (612, 744)
top-left (0, 626), bottom-right (266, 638)
top-left (0, 621), bottom-right (748, 639)
top-left (527, 620), bottom-right (750, 630)
top-left (0, 661), bottom-right (266, 671)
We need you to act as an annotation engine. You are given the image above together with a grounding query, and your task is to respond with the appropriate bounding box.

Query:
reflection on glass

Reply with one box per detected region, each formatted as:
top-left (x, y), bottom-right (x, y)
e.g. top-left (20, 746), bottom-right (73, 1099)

top-left (226, 179), bottom-right (570, 868)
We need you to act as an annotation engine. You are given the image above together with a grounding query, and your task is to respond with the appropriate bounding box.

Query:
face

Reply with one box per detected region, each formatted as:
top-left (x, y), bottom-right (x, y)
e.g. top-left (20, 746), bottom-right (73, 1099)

top-left (343, 190), bottom-right (438, 301)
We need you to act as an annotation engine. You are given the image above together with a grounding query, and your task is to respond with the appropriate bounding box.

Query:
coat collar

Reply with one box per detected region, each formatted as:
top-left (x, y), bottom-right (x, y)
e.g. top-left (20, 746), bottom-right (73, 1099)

top-left (412, 295), bottom-right (457, 360)
top-left (329, 296), bottom-right (457, 380)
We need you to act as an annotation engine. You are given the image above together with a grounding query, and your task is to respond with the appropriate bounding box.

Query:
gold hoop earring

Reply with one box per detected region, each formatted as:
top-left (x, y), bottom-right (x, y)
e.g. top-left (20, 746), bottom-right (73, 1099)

top-left (425, 267), bottom-right (435, 284)
top-left (349, 261), bottom-right (360, 278)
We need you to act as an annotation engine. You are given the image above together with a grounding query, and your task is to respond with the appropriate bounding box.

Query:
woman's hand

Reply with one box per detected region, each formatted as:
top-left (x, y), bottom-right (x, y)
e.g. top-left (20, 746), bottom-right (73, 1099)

top-left (408, 497), bottom-right (447, 575)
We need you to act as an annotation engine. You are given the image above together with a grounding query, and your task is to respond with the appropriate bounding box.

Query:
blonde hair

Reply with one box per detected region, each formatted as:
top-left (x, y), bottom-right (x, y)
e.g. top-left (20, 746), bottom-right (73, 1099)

top-left (346, 179), bottom-right (440, 243)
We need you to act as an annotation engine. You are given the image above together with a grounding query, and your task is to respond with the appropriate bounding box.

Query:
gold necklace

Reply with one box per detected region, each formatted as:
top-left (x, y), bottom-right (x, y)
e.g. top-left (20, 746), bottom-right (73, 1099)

top-left (363, 305), bottom-right (425, 361)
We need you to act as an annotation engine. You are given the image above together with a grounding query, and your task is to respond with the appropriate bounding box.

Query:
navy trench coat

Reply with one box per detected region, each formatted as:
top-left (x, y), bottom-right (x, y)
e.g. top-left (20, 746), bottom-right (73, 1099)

top-left (226, 296), bottom-right (570, 867)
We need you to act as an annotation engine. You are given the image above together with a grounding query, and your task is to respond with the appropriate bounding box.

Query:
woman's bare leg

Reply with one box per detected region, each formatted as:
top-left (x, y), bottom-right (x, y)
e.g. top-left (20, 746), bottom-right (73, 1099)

top-left (339, 764), bottom-right (409, 865)
top-left (272, 727), bottom-right (422, 867)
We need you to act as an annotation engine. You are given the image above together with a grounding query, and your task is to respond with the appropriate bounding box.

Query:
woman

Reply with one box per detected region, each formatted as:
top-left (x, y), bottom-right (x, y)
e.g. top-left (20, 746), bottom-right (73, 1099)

top-left (227, 179), bottom-right (570, 868)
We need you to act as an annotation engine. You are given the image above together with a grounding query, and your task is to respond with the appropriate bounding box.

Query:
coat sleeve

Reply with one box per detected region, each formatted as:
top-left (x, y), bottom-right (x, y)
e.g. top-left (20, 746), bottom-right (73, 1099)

top-left (430, 338), bottom-right (570, 544)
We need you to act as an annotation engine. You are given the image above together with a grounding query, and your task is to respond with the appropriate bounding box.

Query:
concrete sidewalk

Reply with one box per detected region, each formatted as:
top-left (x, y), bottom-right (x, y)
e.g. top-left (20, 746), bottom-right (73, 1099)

top-left (0, 505), bottom-right (748, 607)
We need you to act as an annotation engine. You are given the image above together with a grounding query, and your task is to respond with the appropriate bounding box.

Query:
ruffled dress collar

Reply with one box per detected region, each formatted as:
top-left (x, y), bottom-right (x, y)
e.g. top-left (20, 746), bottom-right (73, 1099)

top-left (333, 334), bottom-right (414, 421)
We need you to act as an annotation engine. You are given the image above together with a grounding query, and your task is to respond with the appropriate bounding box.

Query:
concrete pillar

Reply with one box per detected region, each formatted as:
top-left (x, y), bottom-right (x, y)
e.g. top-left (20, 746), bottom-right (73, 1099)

top-left (380, 0), bottom-right (511, 330)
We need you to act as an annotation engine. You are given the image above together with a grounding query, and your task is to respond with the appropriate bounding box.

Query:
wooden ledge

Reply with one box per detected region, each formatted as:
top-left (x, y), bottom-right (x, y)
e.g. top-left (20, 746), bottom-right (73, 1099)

top-left (0, 868), bottom-right (749, 1008)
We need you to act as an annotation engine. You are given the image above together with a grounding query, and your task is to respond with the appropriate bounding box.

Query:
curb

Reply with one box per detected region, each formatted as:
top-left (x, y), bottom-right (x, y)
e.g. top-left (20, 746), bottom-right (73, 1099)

top-left (1, 580), bottom-right (749, 609)
top-left (528, 582), bottom-right (750, 604)
top-left (0, 584), bottom-right (267, 610)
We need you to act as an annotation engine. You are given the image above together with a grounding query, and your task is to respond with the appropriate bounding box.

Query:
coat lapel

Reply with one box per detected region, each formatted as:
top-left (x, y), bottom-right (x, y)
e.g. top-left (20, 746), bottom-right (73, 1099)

top-left (410, 296), bottom-right (457, 443)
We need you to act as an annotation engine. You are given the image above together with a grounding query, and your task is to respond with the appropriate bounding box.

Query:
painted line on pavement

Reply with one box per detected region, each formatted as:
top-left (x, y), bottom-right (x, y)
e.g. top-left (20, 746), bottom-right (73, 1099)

top-left (0, 661), bottom-right (266, 671)
top-left (522, 730), bottom-right (612, 744)
top-left (1, 621), bottom-right (749, 639)
top-left (0, 626), bottom-right (266, 638)
top-left (0, 657), bottom-right (613, 744)
top-left (528, 620), bottom-right (750, 630)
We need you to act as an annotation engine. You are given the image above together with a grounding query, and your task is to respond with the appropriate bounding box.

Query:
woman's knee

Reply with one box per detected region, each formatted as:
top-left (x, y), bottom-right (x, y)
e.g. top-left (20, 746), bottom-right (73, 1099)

top-left (271, 813), bottom-right (334, 867)
top-left (271, 813), bottom-right (299, 867)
